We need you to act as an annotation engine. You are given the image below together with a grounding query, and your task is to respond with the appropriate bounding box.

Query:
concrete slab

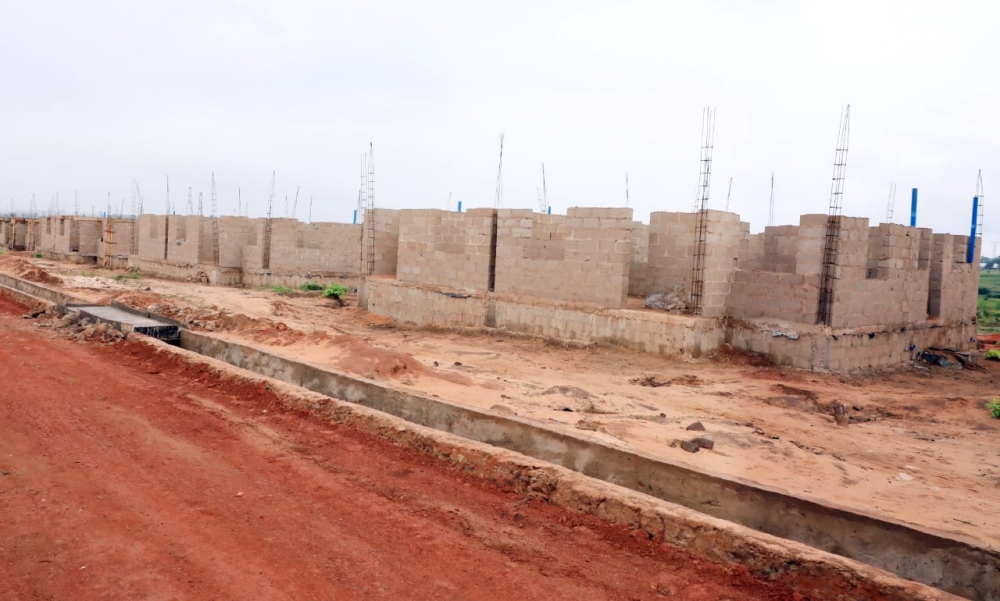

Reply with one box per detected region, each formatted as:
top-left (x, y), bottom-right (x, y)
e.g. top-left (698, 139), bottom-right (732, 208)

top-left (76, 305), bottom-right (180, 341)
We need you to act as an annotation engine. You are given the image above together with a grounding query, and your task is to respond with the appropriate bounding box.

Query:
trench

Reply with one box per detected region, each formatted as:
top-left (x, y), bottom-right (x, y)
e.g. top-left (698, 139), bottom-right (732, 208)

top-left (177, 329), bottom-right (996, 601)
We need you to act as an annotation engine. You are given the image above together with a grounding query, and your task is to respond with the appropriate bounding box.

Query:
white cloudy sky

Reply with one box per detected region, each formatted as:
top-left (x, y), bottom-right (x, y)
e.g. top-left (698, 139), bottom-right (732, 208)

top-left (1, 1), bottom-right (997, 247)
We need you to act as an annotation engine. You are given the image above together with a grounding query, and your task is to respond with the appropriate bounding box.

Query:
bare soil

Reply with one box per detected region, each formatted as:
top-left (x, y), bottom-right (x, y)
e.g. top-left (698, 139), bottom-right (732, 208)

top-left (8, 256), bottom-right (1000, 549)
top-left (0, 293), bottom-right (800, 601)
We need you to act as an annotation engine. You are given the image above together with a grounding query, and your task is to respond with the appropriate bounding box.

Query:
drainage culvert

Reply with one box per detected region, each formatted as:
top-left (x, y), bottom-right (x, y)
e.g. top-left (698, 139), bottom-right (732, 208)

top-left (137, 330), bottom-right (1000, 599)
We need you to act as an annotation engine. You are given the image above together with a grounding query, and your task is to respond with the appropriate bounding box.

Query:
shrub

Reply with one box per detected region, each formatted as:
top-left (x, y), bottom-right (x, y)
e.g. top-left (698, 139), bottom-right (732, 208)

top-left (987, 349), bottom-right (1000, 361)
top-left (987, 399), bottom-right (1000, 419)
top-left (322, 283), bottom-right (348, 299)
top-left (33, 253), bottom-right (42, 258)
top-left (980, 286), bottom-right (991, 295)
top-left (300, 281), bottom-right (324, 291)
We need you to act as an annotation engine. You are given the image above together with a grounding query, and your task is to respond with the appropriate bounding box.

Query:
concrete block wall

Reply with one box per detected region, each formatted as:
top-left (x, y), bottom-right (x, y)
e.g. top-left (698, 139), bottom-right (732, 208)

top-left (37, 218), bottom-right (57, 252)
top-left (268, 221), bottom-right (362, 274)
top-left (396, 208), bottom-right (495, 293)
top-left (728, 271), bottom-right (821, 324)
top-left (362, 208), bottom-right (401, 276)
top-left (627, 222), bottom-right (650, 295)
top-left (55, 217), bottom-right (74, 253)
top-left (69, 218), bottom-right (80, 252)
top-left (365, 277), bottom-right (724, 356)
top-left (728, 318), bottom-right (976, 371)
top-left (759, 225), bottom-right (801, 273)
top-left (699, 211), bottom-right (749, 318)
top-left (77, 219), bottom-right (102, 256)
top-left (95, 219), bottom-right (135, 259)
top-left (165, 215), bottom-right (206, 266)
top-left (827, 218), bottom-right (931, 328)
top-left (741, 233), bottom-right (764, 271)
top-left (628, 211), bottom-right (697, 298)
top-left (494, 207), bottom-right (634, 309)
top-left (629, 210), bottom-right (746, 317)
top-left (929, 234), bottom-right (980, 322)
top-left (14, 221), bottom-right (28, 250)
top-left (138, 215), bottom-right (168, 261)
top-left (730, 216), bottom-right (933, 328)
top-left (218, 217), bottom-right (258, 269)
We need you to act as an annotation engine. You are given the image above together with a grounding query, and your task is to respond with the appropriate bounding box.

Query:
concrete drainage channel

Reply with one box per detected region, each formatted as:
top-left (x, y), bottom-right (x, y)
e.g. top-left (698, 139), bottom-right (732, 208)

top-left (0, 273), bottom-right (994, 600)
top-left (178, 330), bottom-right (997, 601)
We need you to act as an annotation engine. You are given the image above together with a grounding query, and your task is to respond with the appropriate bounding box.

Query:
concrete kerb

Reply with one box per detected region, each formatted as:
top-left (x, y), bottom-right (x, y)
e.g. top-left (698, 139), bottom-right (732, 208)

top-left (131, 333), bottom-right (956, 601)
top-left (177, 329), bottom-right (996, 600)
top-left (0, 272), bottom-right (81, 309)
top-left (0, 282), bottom-right (60, 315)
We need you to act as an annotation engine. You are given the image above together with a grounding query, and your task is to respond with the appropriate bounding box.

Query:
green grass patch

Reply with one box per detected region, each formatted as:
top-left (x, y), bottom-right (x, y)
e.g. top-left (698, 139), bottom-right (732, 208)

top-left (986, 349), bottom-right (1000, 361)
top-left (299, 281), bottom-right (324, 291)
top-left (33, 253), bottom-right (42, 258)
top-left (113, 271), bottom-right (142, 281)
top-left (79, 270), bottom-right (97, 277)
top-left (268, 285), bottom-right (294, 295)
top-left (977, 272), bottom-right (1000, 331)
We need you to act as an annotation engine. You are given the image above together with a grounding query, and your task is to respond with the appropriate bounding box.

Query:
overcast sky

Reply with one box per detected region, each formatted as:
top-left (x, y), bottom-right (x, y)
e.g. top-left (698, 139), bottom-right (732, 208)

top-left (1, 1), bottom-right (997, 248)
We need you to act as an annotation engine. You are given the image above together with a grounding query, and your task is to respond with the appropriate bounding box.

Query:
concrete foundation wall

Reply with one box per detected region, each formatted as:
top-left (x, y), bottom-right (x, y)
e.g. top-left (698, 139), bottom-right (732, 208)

top-left (366, 277), bottom-right (723, 356)
top-left (728, 317), bottom-right (977, 371)
top-left (365, 277), bottom-right (489, 327)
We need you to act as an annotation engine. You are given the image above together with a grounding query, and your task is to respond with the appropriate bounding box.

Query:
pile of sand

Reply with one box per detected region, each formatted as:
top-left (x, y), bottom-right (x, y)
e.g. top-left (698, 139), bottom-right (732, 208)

top-left (0, 256), bottom-right (62, 285)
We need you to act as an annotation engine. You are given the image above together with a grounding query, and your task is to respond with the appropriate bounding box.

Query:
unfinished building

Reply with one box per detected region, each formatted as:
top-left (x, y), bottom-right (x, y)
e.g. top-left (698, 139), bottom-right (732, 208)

top-left (130, 214), bottom-right (363, 287)
top-left (360, 207), bottom-right (979, 371)
top-left (5, 205), bottom-right (979, 372)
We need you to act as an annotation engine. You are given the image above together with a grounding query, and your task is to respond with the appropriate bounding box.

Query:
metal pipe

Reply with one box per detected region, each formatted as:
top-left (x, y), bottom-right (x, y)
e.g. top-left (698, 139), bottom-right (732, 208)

top-left (968, 196), bottom-right (979, 264)
top-left (910, 188), bottom-right (918, 227)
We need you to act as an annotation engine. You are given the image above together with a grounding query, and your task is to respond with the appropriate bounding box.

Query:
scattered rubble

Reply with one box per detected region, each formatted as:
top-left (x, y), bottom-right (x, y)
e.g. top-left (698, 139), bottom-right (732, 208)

top-left (691, 435), bottom-right (714, 450)
top-left (645, 284), bottom-right (687, 312)
top-left (630, 375), bottom-right (670, 388)
top-left (679, 440), bottom-right (701, 453)
top-left (832, 402), bottom-right (849, 426)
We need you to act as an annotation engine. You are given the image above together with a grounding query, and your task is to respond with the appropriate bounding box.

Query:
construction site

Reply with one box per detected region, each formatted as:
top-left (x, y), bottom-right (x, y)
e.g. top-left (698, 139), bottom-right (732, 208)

top-left (2, 135), bottom-right (998, 600)
top-left (2, 94), bottom-right (999, 601)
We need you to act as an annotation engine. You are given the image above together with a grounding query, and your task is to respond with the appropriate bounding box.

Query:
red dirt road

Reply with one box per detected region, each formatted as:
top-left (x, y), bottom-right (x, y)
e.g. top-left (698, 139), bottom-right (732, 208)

top-left (0, 295), bottom-right (798, 601)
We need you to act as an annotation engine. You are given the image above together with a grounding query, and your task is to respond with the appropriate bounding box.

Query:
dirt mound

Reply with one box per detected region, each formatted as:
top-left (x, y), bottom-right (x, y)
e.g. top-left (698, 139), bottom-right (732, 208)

top-left (113, 291), bottom-right (165, 310)
top-left (0, 256), bottom-right (62, 284)
top-left (329, 334), bottom-right (427, 378)
top-left (114, 292), bottom-right (328, 346)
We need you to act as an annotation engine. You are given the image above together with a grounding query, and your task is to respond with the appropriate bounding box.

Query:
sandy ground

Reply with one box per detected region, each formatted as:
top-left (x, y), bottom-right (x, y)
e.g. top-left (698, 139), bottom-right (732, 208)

top-left (7, 255), bottom-right (1000, 550)
top-left (0, 294), bottom-right (800, 601)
